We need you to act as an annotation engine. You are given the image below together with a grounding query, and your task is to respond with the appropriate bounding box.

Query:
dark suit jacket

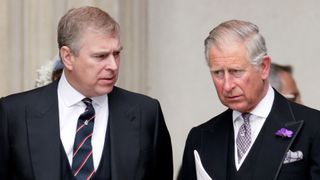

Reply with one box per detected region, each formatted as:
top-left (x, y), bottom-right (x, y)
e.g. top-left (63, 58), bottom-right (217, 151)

top-left (0, 80), bottom-right (173, 180)
top-left (179, 91), bottom-right (320, 180)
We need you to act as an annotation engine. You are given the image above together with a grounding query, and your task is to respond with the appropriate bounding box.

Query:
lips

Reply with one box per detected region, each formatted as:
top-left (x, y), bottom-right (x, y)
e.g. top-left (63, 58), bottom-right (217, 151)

top-left (104, 77), bottom-right (114, 80)
top-left (99, 76), bottom-right (115, 84)
top-left (225, 95), bottom-right (242, 101)
top-left (228, 95), bottom-right (240, 98)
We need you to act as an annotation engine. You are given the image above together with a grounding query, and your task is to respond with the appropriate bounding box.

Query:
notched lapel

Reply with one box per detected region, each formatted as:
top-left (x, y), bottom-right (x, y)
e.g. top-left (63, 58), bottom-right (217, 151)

top-left (108, 89), bottom-right (140, 180)
top-left (26, 83), bottom-right (61, 180)
top-left (252, 93), bottom-right (304, 180)
top-left (274, 121), bottom-right (304, 177)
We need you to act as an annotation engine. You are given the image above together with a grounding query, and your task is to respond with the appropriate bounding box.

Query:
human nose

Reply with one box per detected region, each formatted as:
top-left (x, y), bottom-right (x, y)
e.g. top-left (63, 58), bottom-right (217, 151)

top-left (223, 73), bottom-right (235, 91)
top-left (105, 55), bottom-right (118, 70)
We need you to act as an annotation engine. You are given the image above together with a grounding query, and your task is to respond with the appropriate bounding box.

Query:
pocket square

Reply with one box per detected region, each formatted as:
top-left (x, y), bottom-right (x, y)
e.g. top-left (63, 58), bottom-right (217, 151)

top-left (194, 150), bottom-right (212, 180)
top-left (283, 150), bottom-right (303, 164)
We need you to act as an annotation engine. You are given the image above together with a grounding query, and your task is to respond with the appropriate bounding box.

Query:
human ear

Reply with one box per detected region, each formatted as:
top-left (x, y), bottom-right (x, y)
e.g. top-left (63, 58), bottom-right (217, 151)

top-left (260, 55), bottom-right (271, 80)
top-left (59, 46), bottom-right (74, 71)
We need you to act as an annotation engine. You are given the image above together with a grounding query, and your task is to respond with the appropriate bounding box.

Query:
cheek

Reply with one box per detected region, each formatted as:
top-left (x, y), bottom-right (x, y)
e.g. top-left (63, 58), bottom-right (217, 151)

top-left (213, 80), bottom-right (224, 94)
top-left (95, 65), bottom-right (104, 73)
top-left (243, 77), bottom-right (261, 96)
top-left (87, 63), bottom-right (103, 74)
top-left (76, 66), bottom-right (98, 83)
top-left (212, 79), bottom-right (219, 89)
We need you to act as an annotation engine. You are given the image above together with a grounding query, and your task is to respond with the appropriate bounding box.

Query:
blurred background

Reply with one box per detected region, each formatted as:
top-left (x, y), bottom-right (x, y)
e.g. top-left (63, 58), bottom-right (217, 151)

top-left (1, 0), bottom-right (320, 178)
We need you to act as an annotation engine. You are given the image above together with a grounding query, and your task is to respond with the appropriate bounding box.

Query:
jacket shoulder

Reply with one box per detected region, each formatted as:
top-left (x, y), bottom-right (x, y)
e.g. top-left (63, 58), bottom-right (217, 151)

top-left (289, 102), bottom-right (320, 131)
top-left (0, 82), bottom-right (57, 107)
top-left (194, 108), bottom-right (232, 131)
top-left (110, 86), bottom-right (159, 106)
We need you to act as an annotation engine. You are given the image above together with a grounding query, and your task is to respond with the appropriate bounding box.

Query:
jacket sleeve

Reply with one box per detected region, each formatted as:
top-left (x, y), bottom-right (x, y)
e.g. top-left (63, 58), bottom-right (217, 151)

top-left (178, 127), bottom-right (198, 180)
top-left (0, 98), bottom-right (10, 179)
top-left (310, 125), bottom-right (320, 179)
top-left (151, 100), bottom-right (173, 180)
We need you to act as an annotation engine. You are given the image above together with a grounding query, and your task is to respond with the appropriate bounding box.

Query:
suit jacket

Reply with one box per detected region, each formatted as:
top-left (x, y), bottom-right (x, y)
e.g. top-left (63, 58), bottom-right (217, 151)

top-left (179, 91), bottom-right (320, 180)
top-left (0, 80), bottom-right (173, 180)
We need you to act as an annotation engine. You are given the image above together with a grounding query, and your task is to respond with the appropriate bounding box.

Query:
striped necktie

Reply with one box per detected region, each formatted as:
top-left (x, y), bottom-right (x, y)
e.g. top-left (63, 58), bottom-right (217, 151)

top-left (72, 98), bottom-right (95, 180)
top-left (236, 113), bottom-right (251, 162)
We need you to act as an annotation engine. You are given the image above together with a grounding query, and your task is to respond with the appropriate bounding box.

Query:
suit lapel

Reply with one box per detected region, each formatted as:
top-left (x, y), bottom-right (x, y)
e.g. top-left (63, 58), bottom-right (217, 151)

top-left (252, 92), bottom-right (304, 180)
top-left (201, 109), bottom-right (232, 180)
top-left (108, 87), bottom-right (140, 180)
top-left (26, 81), bottom-right (61, 180)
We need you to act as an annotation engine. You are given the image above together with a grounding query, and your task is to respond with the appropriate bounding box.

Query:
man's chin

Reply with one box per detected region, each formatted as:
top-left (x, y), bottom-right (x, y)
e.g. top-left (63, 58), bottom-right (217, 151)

top-left (90, 85), bottom-right (115, 96)
top-left (224, 102), bottom-right (248, 112)
top-left (101, 86), bottom-right (115, 94)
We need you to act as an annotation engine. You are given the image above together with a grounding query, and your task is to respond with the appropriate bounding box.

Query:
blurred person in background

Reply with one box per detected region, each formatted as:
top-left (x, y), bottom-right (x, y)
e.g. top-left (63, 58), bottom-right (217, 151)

top-left (35, 55), bottom-right (64, 88)
top-left (269, 63), bottom-right (302, 104)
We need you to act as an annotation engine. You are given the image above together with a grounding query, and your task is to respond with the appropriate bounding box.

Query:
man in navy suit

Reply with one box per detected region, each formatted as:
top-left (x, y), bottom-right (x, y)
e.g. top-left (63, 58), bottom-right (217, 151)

top-left (179, 20), bottom-right (320, 180)
top-left (0, 6), bottom-right (173, 180)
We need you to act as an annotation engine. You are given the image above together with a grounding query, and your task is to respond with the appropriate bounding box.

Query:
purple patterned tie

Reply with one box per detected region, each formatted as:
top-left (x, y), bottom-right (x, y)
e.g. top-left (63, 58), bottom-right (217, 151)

top-left (236, 113), bottom-right (251, 162)
top-left (72, 98), bottom-right (95, 180)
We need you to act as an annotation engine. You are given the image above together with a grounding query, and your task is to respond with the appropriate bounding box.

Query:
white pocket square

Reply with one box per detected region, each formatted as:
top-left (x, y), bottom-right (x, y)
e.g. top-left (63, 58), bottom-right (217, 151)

top-left (283, 150), bottom-right (303, 164)
top-left (194, 150), bottom-right (212, 180)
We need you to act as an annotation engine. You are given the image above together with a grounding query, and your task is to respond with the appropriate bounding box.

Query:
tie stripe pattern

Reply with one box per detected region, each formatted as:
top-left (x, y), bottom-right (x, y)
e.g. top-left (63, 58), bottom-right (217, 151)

top-left (236, 113), bottom-right (251, 162)
top-left (72, 98), bottom-right (95, 180)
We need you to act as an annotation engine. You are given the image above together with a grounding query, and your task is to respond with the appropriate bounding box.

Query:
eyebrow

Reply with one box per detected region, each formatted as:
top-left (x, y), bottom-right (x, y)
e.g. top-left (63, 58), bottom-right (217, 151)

top-left (92, 46), bottom-right (123, 54)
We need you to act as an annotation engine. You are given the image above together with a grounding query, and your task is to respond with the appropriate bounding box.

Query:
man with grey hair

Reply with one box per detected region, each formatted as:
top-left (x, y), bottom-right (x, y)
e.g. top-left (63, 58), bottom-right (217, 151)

top-left (269, 63), bottom-right (302, 104)
top-left (179, 20), bottom-right (320, 180)
top-left (0, 6), bottom-right (173, 180)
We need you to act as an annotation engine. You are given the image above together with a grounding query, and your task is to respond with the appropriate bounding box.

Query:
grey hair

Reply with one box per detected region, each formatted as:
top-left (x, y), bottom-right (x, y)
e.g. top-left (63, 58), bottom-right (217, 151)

top-left (204, 20), bottom-right (267, 67)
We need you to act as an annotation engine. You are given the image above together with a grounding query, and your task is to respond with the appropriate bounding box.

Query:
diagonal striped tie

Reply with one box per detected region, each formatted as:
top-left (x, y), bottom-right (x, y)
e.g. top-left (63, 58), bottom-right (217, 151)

top-left (72, 98), bottom-right (95, 180)
top-left (236, 113), bottom-right (251, 162)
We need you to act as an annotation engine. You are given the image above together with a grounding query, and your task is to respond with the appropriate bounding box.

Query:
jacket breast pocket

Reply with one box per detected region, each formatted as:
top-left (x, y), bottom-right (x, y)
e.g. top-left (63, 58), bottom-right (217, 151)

top-left (278, 160), bottom-right (307, 179)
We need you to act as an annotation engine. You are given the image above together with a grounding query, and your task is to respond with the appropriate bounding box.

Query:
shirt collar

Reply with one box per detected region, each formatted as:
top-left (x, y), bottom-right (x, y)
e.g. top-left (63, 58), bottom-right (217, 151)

top-left (233, 85), bottom-right (274, 122)
top-left (58, 72), bottom-right (108, 107)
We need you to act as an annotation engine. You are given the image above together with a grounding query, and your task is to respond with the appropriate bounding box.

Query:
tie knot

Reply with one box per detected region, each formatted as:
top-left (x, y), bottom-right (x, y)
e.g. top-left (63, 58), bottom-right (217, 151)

top-left (82, 98), bottom-right (93, 106)
top-left (241, 113), bottom-right (251, 123)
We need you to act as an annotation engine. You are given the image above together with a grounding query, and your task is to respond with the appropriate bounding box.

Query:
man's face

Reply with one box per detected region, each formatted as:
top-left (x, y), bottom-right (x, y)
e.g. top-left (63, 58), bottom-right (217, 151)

top-left (208, 43), bottom-right (270, 112)
top-left (62, 29), bottom-right (122, 97)
top-left (278, 71), bottom-right (301, 104)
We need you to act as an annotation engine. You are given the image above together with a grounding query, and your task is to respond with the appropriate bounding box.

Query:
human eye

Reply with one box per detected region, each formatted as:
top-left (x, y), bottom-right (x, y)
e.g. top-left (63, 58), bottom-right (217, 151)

top-left (94, 53), bottom-right (108, 60)
top-left (211, 70), bottom-right (224, 79)
top-left (113, 51), bottom-right (121, 59)
top-left (229, 69), bottom-right (244, 78)
top-left (113, 46), bottom-right (123, 59)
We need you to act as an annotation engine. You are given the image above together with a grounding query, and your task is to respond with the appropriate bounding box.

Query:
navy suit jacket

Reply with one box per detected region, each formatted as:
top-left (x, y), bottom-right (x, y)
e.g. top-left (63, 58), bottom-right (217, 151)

top-left (179, 91), bottom-right (320, 180)
top-left (0, 80), bottom-right (173, 180)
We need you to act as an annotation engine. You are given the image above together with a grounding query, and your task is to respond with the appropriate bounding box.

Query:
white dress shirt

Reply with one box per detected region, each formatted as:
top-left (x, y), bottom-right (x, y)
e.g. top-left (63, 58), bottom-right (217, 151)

top-left (57, 72), bottom-right (109, 170)
top-left (233, 85), bottom-right (274, 170)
